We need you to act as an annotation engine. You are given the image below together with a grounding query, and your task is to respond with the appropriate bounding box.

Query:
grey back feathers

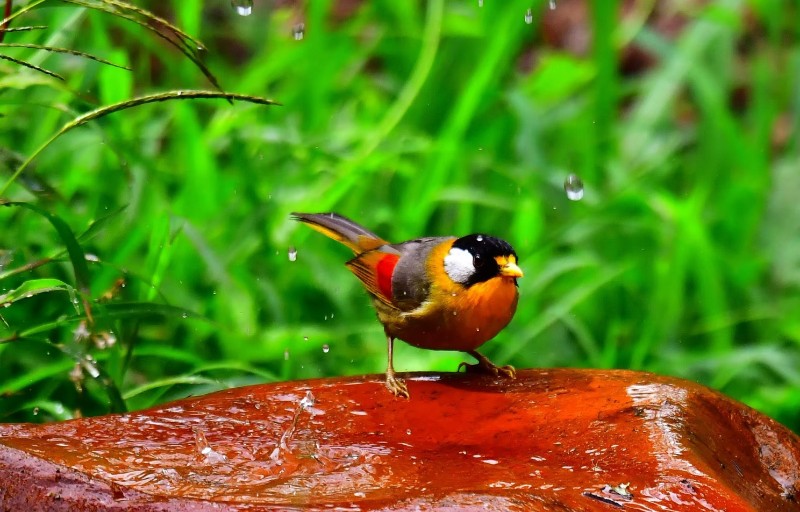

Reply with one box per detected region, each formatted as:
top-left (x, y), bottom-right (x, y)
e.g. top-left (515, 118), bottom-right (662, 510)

top-left (390, 237), bottom-right (452, 311)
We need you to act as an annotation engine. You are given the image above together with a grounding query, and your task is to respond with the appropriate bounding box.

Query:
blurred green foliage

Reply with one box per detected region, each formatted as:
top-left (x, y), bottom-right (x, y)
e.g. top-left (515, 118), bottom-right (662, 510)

top-left (0, 0), bottom-right (798, 432)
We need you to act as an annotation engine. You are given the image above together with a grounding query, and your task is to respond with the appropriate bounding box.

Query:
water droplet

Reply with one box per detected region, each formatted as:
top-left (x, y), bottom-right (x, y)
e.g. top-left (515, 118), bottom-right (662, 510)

top-left (452, 311), bottom-right (458, 316)
top-left (231, 0), bottom-right (252, 16)
top-left (303, 336), bottom-right (309, 341)
top-left (476, 235), bottom-right (484, 242)
top-left (194, 428), bottom-right (211, 455)
top-left (288, 246), bottom-right (297, 262)
top-left (299, 390), bottom-right (315, 409)
top-left (406, 429), bottom-right (412, 435)
top-left (564, 173), bottom-right (585, 201)
top-left (322, 344), bottom-right (330, 353)
top-left (182, 312), bottom-right (188, 319)
top-left (292, 23), bottom-right (305, 40)
top-left (81, 356), bottom-right (100, 378)
top-left (284, 349), bottom-right (289, 360)
top-left (549, 0), bottom-right (556, 10)
top-left (32, 407), bottom-right (39, 415)
top-left (478, 0), bottom-right (483, 7)
top-left (524, 8), bottom-right (533, 24)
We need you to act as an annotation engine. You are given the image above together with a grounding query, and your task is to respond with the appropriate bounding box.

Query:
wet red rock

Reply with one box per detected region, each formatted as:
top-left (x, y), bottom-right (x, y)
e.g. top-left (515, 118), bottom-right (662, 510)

top-left (1, 369), bottom-right (798, 511)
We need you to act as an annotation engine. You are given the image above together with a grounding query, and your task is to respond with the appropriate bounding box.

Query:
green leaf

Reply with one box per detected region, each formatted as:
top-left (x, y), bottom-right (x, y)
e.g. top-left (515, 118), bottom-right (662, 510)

top-left (0, 278), bottom-right (73, 305)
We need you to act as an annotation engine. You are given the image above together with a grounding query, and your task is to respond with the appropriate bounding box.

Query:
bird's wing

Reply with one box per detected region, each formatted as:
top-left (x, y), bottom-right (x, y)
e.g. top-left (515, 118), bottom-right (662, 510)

top-left (346, 249), bottom-right (402, 308)
top-left (389, 237), bottom-right (455, 312)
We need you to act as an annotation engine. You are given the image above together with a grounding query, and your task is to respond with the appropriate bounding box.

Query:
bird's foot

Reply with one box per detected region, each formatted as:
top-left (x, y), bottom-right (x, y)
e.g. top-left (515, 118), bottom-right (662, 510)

top-left (458, 352), bottom-right (516, 379)
top-left (385, 371), bottom-right (410, 398)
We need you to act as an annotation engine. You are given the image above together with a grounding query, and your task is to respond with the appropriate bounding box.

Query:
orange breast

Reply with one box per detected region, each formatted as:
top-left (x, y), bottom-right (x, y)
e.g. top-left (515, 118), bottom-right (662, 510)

top-left (380, 240), bottom-right (519, 351)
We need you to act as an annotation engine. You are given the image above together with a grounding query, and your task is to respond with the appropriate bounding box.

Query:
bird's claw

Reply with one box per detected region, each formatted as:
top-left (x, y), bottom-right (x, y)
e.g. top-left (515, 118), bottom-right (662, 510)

top-left (385, 372), bottom-right (410, 398)
top-left (458, 359), bottom-right (516, 379)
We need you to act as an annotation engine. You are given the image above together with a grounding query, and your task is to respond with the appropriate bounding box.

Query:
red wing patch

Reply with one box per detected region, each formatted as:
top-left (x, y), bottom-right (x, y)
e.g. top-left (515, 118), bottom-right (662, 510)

top-left (376, 254), bottom-right (399, 300)
top-left (346, 251), bottom-right (400, 308)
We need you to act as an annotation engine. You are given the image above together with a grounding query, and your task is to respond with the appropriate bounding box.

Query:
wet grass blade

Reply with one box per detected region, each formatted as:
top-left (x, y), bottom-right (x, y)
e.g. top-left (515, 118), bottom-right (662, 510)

top-left (0, 53), bottom-right (62, 80)
top-left (0, 43), bottom-right (131, 69)
top-left (1, 91), bottom-right (278, 195)
top-left (15, 303), bottom-right (203, 339)
top-left (0, 278), bottom-right (73, 305)
top-left (1, 201), bottom-right (92, 318)
top-left (76, 205), bottom-right (128, 242)
top-left (62, 0), bottom-right (219, 91)
top-left (0, 0), bottom-right (46, 28)
top-left (0, 359), bottom-right (75, 394)
top-left (0, 25), bottom-right (47, 33)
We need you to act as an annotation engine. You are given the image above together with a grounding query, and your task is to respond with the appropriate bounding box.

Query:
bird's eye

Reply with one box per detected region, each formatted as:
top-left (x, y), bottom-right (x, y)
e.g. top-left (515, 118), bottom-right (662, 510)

top-left (473, 254), bottom-right (486, 268)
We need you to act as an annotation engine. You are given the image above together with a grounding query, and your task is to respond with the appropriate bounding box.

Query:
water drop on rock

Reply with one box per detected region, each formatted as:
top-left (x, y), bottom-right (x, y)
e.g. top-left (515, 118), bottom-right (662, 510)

top-left (564, 173), bottom-right (585, 201)
top-left (231, 0), bottom-right (252, 16)
top-left (300, 390), bottom-right (315, 409)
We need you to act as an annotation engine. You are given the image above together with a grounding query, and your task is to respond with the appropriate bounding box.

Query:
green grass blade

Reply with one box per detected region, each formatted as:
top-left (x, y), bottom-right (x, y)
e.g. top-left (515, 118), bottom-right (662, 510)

top-left (1, 91), bottom-right (278, 195)
top-left (0, 278), bottom-right (72, 305)
top-left (0, 53), bottom-right (63, 80)
top-left (0, 43), bottom-right (131, 69)
top-left (1, 201), bottom-right (92, 311)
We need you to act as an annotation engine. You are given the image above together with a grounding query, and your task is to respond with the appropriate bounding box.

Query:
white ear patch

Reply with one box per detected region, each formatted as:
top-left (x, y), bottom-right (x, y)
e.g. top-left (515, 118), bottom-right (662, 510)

top-left (444, 247), bottom-right (475, 284)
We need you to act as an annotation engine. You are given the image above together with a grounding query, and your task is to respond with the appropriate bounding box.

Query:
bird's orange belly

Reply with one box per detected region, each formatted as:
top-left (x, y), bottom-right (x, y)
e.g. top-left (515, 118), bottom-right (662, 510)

top-left (380, 277), bottom-right (519, 352)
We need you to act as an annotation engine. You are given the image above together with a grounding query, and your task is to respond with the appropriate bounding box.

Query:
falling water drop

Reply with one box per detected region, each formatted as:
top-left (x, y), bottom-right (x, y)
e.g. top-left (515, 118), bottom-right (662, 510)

top-left (564, 174), bottom-right (585, 201)
top-left (292, 23), bottom-right (305, 40)
top-left (288, 246), bottom-right (298, 262)
top-left (524, 8), bottom-right (533, 24)
top-left (322, 344), bottom-right (330, 353)
top-left (549, 0), bottom-right (556, 10)
top-left (231, 0), bottom-right (253, 16)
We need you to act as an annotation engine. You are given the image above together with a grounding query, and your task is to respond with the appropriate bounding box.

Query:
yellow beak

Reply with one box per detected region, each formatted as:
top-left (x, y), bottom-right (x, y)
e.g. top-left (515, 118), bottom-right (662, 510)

top-left (499, 260), bottom-right (524, 278)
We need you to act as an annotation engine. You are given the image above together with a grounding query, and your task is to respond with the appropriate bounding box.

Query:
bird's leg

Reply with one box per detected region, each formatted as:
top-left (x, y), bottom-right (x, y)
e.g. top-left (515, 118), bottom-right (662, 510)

top-left (385, 336), bottom-right (410, 398)
top-left (458, 350), bottom-right (516, 379)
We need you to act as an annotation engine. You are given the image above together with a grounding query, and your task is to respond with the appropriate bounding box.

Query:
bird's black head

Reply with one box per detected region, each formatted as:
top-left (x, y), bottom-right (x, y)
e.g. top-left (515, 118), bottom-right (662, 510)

top-left (444, 234), bottom-right (522, 287)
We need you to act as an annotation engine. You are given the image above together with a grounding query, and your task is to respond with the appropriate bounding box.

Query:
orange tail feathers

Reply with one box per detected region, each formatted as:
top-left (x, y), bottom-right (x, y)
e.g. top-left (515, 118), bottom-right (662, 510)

top-left (292, 212), bottom-right (389, 254)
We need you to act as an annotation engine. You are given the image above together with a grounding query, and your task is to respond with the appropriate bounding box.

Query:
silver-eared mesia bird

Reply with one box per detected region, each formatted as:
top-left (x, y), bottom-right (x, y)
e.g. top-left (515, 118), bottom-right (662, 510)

top-left (293, 212), bottom-right (523, 398)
